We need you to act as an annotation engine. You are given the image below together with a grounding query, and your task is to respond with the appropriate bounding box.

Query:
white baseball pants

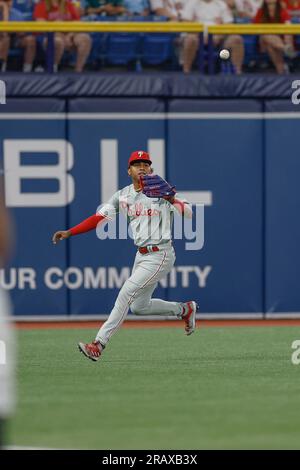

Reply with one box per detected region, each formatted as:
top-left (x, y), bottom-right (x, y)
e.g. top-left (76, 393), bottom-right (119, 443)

top-left (96, 245), bottom-right (182, 346)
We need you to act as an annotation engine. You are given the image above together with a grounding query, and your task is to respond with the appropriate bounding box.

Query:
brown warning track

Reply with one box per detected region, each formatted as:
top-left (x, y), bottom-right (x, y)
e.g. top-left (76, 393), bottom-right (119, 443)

top-left (15, 319), bottom-right (300, 330)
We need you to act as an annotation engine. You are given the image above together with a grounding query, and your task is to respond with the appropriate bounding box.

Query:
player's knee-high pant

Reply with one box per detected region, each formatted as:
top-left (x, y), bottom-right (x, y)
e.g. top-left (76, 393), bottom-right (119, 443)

top-left (96, 246), bottom-right (181, 346)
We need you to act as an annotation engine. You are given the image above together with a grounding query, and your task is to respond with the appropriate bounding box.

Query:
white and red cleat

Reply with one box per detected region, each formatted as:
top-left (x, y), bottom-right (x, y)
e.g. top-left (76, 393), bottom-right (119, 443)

top-left (78, 340), bottom-right (104, 362)
top-left (181, 301), bottom-right (198, 336)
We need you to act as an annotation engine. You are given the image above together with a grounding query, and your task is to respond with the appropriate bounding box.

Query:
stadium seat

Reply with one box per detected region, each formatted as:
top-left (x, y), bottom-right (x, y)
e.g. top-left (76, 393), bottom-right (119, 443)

top-left (12, 0), bottom-right (34, 14)
top-left (105, 33), bottom-right (140, 67)
top-left (235, 17), bottom-right (259, 67)
top-left (88, 32), bottom-right (106, 67)
top-left (130, 15), bottom-right (155, 22)
top-left (140, 34), bottom-right (174, 66)
top-left (291, 17), bottom-right (300, 54)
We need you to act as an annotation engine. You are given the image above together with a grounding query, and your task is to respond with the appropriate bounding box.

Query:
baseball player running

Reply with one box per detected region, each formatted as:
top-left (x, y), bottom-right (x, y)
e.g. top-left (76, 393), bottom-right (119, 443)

top-left (52, 151), bottom-right (198, 362)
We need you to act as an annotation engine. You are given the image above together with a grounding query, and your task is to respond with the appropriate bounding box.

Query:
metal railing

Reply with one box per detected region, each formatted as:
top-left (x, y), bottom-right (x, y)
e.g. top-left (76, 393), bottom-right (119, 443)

top-left (0, 20), bottom-right (204, 33)
top-left (0, 21), bottom-right (203, 72)
top-left (0, 21), bottom-right (299, 73)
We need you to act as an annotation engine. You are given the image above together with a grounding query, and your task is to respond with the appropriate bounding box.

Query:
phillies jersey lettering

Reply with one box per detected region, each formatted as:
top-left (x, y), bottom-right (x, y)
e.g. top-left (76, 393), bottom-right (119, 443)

top-left (97, 184), bottom-right (187, 247)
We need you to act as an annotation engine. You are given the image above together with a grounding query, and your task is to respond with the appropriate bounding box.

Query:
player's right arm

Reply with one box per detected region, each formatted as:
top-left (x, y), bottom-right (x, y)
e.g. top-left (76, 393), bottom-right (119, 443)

top-left (52, 191), bottom-right (120, 245)
top-left (52, 214), bottom-right (106, 244)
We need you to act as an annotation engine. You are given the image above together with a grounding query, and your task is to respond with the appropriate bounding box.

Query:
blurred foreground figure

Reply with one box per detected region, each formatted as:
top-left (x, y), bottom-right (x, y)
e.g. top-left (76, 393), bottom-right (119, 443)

top-left (0, 177), bottom-right (15, 449)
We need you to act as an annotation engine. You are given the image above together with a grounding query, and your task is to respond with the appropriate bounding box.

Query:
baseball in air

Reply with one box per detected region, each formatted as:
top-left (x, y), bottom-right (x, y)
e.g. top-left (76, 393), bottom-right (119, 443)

top-left (219, 49), bottom-right (230, 60)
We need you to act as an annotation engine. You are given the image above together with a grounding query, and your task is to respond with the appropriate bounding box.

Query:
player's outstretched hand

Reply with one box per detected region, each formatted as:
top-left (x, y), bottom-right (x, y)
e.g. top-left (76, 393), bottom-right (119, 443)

top-left (52, 230), bottom-right (71, 245)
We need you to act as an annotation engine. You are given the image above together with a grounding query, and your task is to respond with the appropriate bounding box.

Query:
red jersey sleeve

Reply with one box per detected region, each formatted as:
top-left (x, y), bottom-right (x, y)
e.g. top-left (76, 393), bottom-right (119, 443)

top-left (254, 8), bottom-right (263, 23)
top-left (67, 1), bottom-right (80, 20)
top-left (33, 1), bottom-right (48, 20)
top-left (254, 7), bottom-right (291, 23)
top-left (281, 9), bottom-right (291, 22)
top-left (69, 214), bottom-right (106, 236)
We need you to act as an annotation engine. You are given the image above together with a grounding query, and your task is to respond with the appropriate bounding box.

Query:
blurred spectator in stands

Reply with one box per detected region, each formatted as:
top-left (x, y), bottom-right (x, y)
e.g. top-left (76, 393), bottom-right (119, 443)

top-left (182, 0), bottom-right (244, 74)
top-left (0, 0), bottom-right (36, 72)
top-left (149, 1), bottom-right (184, 67)
top-left (254, 0), bottom-right (296, 73)
top-left (12, 0), bottom-right (35, 13)
top-left (226, 0), bottom-right (262, 18)
top-left (84, 0), bottom-right (125, 16)
top-left (0, 1), bottom-right (9, 72)
top-left (283, 0), bottom-right (300, 18)
top-left (149, 0), bottom-right (183, 20)
top-left (34, 0), bottom-right (92, 72)
top-left (0, 0), bottom-right (9, 17)
top-left (124, 0), bottom-right (150, 16)
top-left (74, 0), bottom-right (87, 16)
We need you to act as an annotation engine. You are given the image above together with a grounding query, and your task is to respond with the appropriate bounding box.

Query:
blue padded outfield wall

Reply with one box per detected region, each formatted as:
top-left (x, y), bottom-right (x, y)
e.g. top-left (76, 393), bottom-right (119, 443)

top-left (0, 74), bottom-right (299, 317)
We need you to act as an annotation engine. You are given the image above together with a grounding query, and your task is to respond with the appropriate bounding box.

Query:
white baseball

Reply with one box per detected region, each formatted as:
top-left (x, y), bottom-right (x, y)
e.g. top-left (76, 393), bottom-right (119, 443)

top-left (219, 49), bottom-right (230, 60)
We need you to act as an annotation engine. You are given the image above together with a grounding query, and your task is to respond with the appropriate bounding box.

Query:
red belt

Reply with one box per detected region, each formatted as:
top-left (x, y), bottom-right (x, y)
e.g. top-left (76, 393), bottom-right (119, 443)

top-left (138, 246), bottom-right (160, 255)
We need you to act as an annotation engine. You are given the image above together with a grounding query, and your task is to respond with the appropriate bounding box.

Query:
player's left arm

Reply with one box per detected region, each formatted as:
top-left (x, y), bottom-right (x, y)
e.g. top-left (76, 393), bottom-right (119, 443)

top-left (167, 196), bottom-right (193, 218)
top-left (140, 174), bottom-right (193, 218)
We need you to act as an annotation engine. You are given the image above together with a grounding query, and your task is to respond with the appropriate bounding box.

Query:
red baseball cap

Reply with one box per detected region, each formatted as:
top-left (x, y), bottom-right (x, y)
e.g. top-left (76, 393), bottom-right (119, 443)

top-left (128, 150), bottom-right (152, 168)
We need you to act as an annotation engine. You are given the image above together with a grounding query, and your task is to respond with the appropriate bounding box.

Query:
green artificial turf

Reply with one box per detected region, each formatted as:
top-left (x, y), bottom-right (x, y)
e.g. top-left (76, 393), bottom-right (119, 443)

top-left (9, 325), bottom-right (300, 449)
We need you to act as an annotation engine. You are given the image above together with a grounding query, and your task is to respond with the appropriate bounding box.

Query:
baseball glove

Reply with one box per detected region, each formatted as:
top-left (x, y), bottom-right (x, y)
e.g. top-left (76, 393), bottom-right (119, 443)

top-left (140, 174), bottom-right (176, 200)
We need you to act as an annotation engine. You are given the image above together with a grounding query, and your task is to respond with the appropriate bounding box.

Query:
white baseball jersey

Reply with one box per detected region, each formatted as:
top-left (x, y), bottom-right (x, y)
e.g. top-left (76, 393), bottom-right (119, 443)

top-left (97, 184), bottom-right (188, 247)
